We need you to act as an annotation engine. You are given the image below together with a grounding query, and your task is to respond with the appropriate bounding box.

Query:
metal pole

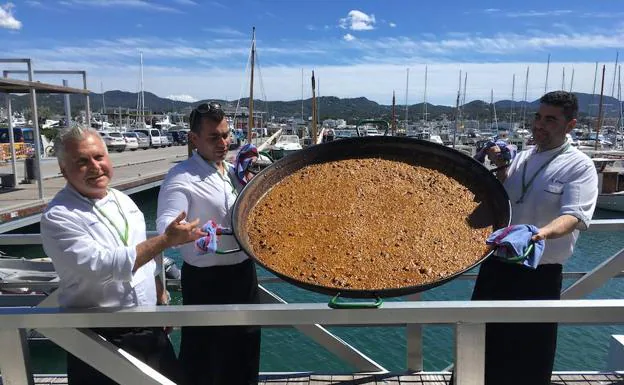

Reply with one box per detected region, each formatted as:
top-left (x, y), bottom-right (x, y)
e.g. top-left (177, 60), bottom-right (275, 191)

top-left (83, 71), bottom-right (90, 126)
top-left (27, 60), bottom-right (44, 199)
top-left (63, 80), bottom-right (71, 128)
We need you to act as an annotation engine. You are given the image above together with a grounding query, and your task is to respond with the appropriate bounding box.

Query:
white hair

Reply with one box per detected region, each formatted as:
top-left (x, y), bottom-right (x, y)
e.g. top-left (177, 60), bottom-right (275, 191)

top-left (54, 126), bottom-right (107, 167)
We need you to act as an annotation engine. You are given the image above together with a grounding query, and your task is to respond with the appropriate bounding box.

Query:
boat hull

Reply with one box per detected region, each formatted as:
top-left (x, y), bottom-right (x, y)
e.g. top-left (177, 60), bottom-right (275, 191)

top-left (597, 193), bottom-right (624, 212)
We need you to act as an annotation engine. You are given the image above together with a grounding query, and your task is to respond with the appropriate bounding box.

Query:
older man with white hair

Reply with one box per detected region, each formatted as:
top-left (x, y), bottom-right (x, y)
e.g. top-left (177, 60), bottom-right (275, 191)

top-left (41, 126), bottom-right (203, 385)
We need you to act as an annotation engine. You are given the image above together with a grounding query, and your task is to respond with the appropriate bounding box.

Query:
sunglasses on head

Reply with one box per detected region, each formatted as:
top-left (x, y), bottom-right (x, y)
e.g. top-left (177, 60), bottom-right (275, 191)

top-left (190, 102), bottom-right (223, 131)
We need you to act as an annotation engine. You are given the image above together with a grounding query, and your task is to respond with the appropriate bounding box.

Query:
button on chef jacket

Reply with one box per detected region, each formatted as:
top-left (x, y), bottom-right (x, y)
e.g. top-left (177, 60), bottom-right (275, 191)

top-left (41, 184), bottom-right (156, 308)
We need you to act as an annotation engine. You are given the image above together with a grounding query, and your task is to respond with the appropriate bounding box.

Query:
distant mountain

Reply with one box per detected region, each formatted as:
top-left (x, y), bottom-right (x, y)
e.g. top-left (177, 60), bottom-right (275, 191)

top-left (1, 91), bottom-right (621, 123)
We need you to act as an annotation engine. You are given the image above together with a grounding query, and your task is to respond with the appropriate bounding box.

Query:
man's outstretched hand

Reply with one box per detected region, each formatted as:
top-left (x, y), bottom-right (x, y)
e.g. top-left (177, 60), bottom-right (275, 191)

top-left (164, 211), bottom-right (206, 247)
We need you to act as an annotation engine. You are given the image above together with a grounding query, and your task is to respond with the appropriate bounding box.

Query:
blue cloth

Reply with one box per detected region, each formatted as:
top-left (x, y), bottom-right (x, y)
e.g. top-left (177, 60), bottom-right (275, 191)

top-left (474, 140), bottom-right (517, 164)
top-left (486, 225), bottom-right (545, 269)
top-left (234, 143), bottom-right (259, 186)
top-left (195, 220), bottom-right (220, 255)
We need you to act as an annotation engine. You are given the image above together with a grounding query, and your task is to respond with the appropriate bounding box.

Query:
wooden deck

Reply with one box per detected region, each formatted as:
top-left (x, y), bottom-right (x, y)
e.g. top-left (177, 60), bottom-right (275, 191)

top-left (4, 373), bottom-right (621, 385)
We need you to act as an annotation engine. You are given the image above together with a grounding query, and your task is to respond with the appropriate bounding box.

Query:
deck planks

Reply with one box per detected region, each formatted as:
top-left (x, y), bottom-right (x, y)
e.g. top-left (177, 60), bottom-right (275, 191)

top-left (2, 372), bottom-right (623, 385)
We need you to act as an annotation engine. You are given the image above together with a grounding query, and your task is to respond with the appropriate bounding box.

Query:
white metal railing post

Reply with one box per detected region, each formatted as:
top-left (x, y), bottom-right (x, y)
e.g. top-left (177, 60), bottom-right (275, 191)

top-left (406, 293), bottom-right (423, 372)
top-left (258, 285), bottom-right (386, 373)
top-left (0, 328), bottom-right (34, 385)
top-left (562, 247), bottom-right (624, 299)
top-left (454, 322), bottom-right (485, 385)
top-left (37, 328), bottom-right (175, 385)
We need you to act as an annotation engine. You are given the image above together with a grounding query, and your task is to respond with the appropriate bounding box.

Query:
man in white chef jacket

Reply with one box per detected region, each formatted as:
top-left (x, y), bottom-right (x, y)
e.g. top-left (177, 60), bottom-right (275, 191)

top-left (41, 126), bottom-right (203, 385)
top-left (468, 91), bottom-right (598, 385)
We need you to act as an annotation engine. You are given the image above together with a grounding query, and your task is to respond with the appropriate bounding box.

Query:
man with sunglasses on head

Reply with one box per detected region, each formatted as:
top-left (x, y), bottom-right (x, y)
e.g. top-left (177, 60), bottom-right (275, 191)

top-left (461, 91), bottom-right (598, 385)
top-left (156, 102), bottom-right (260, 385)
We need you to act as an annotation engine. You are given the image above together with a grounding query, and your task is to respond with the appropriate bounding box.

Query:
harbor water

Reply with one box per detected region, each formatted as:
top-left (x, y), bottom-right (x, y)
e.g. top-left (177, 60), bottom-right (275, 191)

top-left (5, 187), bottom-right (624, 374)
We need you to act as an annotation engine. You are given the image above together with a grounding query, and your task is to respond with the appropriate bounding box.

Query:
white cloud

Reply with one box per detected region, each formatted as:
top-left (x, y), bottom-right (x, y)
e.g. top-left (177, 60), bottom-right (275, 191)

top-left (343, 33), bottom-right (355, 42)
top-left (0, 2), bottom-right (21, 30)
top-left (172, 0), bottom-right (197, 4)
top-left (25, 0), bottom-right (43, 7)
top-left (5, 29), bottom-right (624, 105)
top-left (203, 26), bottom-right (245, 37)
top-left (166, 94), bottom-right (197, 102)
top-left (339, 10), bottom-right (375, 31)
top-left (389, 22), bottom-right (396, 28)
top-left (58, 0), bottom-right (181, 13)
top-left (504, 9), bottom-right (573, 17)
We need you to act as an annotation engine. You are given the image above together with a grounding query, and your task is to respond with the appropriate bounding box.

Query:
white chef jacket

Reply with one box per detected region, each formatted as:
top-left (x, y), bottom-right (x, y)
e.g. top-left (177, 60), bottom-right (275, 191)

top-left (41, 184), bottom-right (156, 308)
top-left (156, 151), bottom-right (248, 267)
top-left (503, 143), bottom-right (598, 265)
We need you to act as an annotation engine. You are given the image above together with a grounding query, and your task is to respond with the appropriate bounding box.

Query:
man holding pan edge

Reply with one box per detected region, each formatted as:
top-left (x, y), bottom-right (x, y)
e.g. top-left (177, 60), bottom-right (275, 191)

top-left (467, 90), bottom-right (599, 385)
top-left (156, 102), bottom-right (260, 385)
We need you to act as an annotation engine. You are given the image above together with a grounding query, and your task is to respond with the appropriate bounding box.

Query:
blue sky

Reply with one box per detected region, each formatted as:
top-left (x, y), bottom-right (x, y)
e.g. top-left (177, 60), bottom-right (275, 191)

top-left (1, 0), bottom-right (623, 106)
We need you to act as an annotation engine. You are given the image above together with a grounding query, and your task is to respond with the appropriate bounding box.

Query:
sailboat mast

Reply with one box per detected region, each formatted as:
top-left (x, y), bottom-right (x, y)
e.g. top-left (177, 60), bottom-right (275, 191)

top-left (455, 70), bottom-right (462, 142)
top-left (545, 53), bottom-right (551, 93)
top-left (461, 72), bottom-right (467, 132)
top-left (522, 66), bottom-right (529, 129)
top-left (590, 62), bottom-right (598, 119)
top-left (404, 68), bottom-right (409, 128)
top-left (317, 77), bottom-right (320, 125)
top-left (101, 82), bottom-right (106, 115)
top-left (140, 51), bottom-right (144, 128)
top-left (611, 51), bottom-right (619, 98)
top-left (392, 91), bottom-right (396, 135)
top-left (423, 65), bottom-right (428, 123)
top-left (511, 74), bottom-right (516, 128)
top-left (570, 68), bottom-right (575, 92)
top-left (301, 68), bottom-right (304, 123)
top-left (561, 67), bottom-right (565, 90)
top-left (311, 71), bottom-right (317, 143)
top-left (248, 27), bottom-right (256, 143)
top-left (453, 70), bottom-right (461, 149)
top-left (618, 65), bottom-right (622, 138)
top-left (595, 65), bottom-right (606, 151)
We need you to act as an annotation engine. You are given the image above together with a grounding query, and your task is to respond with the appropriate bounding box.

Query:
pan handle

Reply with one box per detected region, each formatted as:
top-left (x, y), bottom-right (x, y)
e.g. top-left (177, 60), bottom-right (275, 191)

top-left (499, 241), bottom-right (535, 263)
top-left (328, 293), bottom-right (384, 309)
top-left (212, 227), bottom-right (242, 254)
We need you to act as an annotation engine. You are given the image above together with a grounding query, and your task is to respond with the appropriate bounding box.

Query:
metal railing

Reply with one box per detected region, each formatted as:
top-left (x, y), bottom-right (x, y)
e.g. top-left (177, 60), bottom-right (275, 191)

top-left (1, 300), bottom-right (624, 385)
top-left (1, 218), bottom-right (624, 384)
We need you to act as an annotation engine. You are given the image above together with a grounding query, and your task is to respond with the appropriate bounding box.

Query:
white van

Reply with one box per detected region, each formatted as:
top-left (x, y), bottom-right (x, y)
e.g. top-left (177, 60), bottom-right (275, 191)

top-left (133, 128), bottom-right (162, 148)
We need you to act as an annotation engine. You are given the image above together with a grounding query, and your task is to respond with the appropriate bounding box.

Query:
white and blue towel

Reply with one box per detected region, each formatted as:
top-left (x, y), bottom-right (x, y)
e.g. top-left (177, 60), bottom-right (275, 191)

top-left (486, 225), bottom-right (545, 269)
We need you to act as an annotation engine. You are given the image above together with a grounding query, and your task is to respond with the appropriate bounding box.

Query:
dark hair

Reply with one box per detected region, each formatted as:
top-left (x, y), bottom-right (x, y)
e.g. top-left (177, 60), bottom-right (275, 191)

top-left (189, 102), bottom-right (225, 134)
top-left (539, 91), bottom-right (578, 121)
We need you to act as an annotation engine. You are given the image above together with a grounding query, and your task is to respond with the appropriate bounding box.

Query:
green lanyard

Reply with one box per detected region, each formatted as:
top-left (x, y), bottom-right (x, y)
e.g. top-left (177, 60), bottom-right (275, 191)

top-left (93, 190), bottom-right (129, 246)
top-left (517, 143), bottom-right (570, 204)
top-left (208, 161), bottom-right (238, 196)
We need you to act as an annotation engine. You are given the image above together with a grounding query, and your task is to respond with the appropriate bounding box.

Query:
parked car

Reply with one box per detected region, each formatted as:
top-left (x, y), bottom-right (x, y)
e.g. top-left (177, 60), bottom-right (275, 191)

top-left (133, 128), bottom-right (162, 148)
top-left (169, 130), bottom-right (188, 146)
top-left (165, 132), bottom-right (174, 147)
top-left (123, 132), bottom-right (149, 150)
top-left (99, 131), bottom-right (126, 152)
top-left (120, 132), bottom-right (138, 151)
top-left (160, 133), bottom-right (170, 147)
